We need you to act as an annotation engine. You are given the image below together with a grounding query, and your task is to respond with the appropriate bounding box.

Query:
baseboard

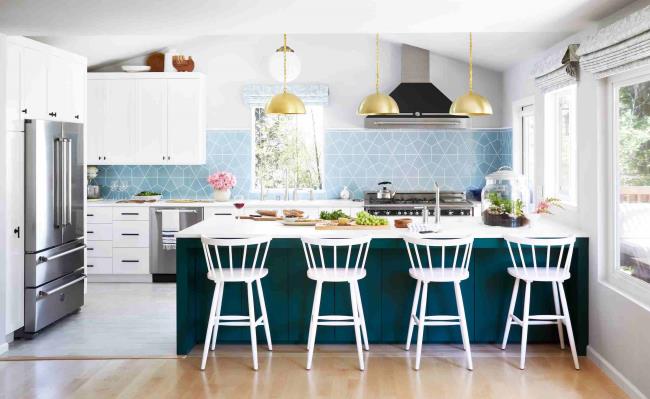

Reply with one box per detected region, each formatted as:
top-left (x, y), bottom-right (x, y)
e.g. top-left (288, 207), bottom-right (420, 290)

top-left (587, 345), bottom-right (648, 399)
top-left (0, 342), bottom-right (8, 355)
top-left (87, 274), bottom-right (152, 283)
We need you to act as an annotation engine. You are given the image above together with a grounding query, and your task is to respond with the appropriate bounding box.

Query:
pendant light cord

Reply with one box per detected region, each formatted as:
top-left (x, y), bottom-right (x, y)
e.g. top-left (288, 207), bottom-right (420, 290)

top-left (283, 33), bottom-right (288, 93)
top-left (469, 32), bottom-right (473, 93)
top-left (375, 33), bottom-right (380, 94)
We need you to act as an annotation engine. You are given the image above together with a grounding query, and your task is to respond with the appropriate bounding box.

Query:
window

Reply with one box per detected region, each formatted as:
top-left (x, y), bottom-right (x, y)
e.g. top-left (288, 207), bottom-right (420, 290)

top-left (612, 72), bottom-right (650, 287)
top-left (544, 85), bottom-right (577, 205)
top-left (252, 106), bottom-right (324, 190)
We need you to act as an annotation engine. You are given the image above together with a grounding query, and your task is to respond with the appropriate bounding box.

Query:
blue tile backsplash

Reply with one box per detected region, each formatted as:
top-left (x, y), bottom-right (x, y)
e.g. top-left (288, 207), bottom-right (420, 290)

top-left (94, 128), bottom-right (512, 200)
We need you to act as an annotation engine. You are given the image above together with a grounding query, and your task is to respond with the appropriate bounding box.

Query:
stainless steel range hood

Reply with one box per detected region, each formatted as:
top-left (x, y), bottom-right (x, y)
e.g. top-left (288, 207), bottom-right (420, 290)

top-left (365, 45), bottom-right (469, 129)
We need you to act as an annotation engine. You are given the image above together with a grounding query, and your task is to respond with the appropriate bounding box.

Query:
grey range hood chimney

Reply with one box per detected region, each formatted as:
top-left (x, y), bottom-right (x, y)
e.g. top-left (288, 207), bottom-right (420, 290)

top-left (365, 45), bottom-right (469, 129)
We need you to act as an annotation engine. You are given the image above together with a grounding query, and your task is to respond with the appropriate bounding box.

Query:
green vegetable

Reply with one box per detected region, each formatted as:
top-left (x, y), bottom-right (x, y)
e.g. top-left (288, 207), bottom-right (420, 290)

top-left (320, 209), bottom-right (350, 220)
top-left (355, 211), bottom-right (388, 226)
top-left (135, 191), bottom-right (161, 196)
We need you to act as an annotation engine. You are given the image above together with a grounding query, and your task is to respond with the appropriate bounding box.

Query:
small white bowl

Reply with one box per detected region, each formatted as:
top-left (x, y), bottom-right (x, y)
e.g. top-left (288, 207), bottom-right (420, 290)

top-left (121, 65), bottom-right (151, 73)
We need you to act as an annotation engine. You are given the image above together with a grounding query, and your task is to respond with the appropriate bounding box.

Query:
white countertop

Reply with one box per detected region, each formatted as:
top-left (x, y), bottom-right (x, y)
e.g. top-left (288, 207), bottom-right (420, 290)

top-left (176, 215), bottom-right (589, 239)
top-left (87, 199), bottom-right (364, 208)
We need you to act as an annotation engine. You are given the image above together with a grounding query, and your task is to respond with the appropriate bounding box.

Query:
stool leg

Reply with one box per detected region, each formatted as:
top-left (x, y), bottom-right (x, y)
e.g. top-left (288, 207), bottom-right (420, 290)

top-left (246, 282), bottom-right (258, 371)
top-left (558, 282), bottom-right (580, 370)
top-left (520, 281), bottom-right (531, 370)
top-left (349, 282), bottom-right (365, 371)
top-left (201, 283), bottom-right (220, 370)
top-left (256, 279), bottom-right (273, 351)
top-left (405, 280), bottom-right (421, 351)
top-left (210, 282), bottom-right (224, 351)
top-left (354, 281), bottom-right (369, 351)
top-left (306, 281), bottom-right (322, 370)
top-left (552, 281), bottom-right (565, 350)
top-left (501, 278), bottom-right (520, 350)
top-left (454, 282), bottom-right (473, 371)
top-left (415, 282), bottom-right (428, 371)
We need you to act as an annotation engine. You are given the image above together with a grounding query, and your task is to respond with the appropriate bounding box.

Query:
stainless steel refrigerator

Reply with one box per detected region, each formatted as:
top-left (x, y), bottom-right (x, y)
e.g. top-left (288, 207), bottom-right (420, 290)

top-left (23, 119), bottom-right (86, 334)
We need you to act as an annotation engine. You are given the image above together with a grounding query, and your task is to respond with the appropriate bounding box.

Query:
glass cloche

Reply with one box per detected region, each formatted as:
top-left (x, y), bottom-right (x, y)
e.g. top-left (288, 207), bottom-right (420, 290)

top-left (481, 167), bottom-right (531, 227)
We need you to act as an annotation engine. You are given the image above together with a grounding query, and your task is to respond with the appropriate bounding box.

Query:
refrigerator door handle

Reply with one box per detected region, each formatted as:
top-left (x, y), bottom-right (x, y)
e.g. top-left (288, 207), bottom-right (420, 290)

top-left (61, 138), bottom-right (67, 226)
top-left (54, 138), bottom-right (62, 228)
top-left (66, 139), bottom-right (72, 225)
top-left (38, 274), bottom-right (87, 297)
top-left (37, 244), bottom-right (87, 263)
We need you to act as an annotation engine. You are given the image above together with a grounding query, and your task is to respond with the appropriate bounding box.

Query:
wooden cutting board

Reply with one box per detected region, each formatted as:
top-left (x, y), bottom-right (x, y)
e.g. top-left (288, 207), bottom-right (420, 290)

top-left (315, 223), bottom-right (390, 230)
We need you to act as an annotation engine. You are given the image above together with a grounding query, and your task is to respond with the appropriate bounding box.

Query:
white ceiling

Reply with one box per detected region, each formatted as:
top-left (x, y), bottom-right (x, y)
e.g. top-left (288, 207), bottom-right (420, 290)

top-left (0, 0), bottom-right (637, 71)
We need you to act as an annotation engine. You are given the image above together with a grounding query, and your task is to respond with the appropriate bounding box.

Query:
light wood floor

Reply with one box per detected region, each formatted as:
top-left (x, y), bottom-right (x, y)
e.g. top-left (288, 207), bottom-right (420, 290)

top-left (0, 344), bottom-right (627, 399)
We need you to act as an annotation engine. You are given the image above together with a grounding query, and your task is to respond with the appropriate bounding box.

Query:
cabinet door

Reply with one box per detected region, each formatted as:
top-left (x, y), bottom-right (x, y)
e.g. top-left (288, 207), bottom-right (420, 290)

top-left (104, 80), bottom-right (136, 163)
top-left (135, 79), bottom-right (167, 164)
top-left (70, 62), bottom-right (86, 122)
top-left (167, 78), bottom-right (205, 164)
top-left (87, 80), bottom-right (107, 164)
top-left (20, 46), bottom-right (48, 120)
top-left (5, 131), bottom-right (25, 333)
top-left (6, 43), bottom-right (22, 131)
top-left (46, 55), bottom-right (68, 120)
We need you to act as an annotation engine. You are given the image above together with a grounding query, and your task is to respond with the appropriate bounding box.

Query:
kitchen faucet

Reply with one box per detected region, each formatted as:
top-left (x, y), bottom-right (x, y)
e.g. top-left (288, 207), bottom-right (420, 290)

top-left (434, 181), bottom-right (441, 225)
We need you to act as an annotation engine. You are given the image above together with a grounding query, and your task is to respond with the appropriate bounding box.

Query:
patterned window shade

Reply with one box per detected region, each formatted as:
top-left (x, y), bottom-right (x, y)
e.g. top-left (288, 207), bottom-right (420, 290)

top-left (577, 5), bottom-right (650, 79)
top-left (533, 44), bottom-right (580, 93)
top-left (242, 84), bottom-right (329, 106)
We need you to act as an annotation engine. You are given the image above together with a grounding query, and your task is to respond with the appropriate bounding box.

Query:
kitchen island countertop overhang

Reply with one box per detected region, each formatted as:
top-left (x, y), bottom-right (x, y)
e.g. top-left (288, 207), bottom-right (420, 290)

top-left (176, 217), bottom-right (588, 356)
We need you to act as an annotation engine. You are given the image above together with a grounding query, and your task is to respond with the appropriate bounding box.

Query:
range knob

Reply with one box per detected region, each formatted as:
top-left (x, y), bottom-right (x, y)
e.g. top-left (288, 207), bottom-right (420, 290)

top-left (397, 211), bottom-right (402, 215)
top-left (384, 210), bottom-right (390, 216)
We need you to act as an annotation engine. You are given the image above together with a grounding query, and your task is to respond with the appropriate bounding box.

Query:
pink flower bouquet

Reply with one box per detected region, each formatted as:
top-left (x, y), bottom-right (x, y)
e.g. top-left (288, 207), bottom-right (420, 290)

top-left (208, 171), bottom-right (237, 191)
top-left (534, 197), bottom-right (563, 214)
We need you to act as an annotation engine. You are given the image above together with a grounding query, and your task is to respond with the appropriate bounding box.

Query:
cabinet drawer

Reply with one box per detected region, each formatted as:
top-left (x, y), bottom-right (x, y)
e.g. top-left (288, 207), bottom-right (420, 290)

top-left (86, 223), bottom-right (113, 241)
top-left (86, 241), bottom-right (112, 258)
top-left (204, 206), bottom-right (235, 221)
top-left (113, 207), bottom-right (149, 221)
top-left (113, 221), bottom-right (149, 247)
top-left (86, 257), bottom-right (112, 274)
top-left (113, 248), bottom-right (149, 274)
top-left (86, 207), bottom-right (113, 224)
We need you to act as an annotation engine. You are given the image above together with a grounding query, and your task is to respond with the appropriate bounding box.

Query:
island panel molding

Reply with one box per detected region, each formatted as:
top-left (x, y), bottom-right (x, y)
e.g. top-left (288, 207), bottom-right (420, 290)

top-left (95, 128), bottom-right (512, 200)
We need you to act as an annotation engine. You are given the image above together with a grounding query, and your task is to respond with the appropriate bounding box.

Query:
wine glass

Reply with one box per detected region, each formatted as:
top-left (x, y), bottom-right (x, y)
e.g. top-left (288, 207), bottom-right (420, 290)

top-left (119, 181), bottom-right (129, 200)
top-left (233, 195), bottom-right (245, 218)
top-left (109, 181), bottom-right (120, 200)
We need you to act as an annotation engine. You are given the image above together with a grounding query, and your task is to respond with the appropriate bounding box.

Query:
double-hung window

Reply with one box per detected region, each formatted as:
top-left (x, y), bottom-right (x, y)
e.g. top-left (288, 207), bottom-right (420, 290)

top-left (610, 69), bottom-right (650, 289)
top-left (544, 85), bottom-right (577, 205)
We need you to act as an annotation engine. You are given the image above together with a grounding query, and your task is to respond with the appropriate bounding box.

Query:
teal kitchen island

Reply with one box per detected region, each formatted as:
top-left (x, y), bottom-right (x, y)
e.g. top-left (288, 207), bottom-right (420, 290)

top-left (175, 217), bottom-right (588, 356)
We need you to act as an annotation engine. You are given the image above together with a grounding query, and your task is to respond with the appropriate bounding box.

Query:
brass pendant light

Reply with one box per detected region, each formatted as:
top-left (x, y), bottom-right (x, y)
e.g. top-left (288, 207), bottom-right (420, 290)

top-left (450, 32), bottom-right (493, 116)
top-left (358, 33), bottom-right (399, 115)
top-left (265, 33), bottom-right (306, 115)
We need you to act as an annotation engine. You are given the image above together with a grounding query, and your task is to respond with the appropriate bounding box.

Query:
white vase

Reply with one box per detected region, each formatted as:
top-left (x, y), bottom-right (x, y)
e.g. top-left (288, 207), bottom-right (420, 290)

top-left (213, 189), bottom-right (231, 202)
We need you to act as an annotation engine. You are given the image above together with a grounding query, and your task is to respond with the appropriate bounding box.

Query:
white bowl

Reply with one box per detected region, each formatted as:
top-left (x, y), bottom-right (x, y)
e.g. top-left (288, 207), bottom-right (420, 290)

top-left (121, 65), bottom-right (151, 73)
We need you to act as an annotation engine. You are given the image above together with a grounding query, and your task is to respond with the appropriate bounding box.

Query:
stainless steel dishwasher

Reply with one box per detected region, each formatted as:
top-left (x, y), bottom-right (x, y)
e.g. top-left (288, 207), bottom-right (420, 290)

top-left (150, 207), bottom-right (203, 282)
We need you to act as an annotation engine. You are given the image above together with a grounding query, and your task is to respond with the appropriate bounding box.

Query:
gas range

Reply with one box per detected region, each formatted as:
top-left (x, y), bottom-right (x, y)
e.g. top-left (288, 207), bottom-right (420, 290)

top-left (363, 191), bottom-right (474, 217)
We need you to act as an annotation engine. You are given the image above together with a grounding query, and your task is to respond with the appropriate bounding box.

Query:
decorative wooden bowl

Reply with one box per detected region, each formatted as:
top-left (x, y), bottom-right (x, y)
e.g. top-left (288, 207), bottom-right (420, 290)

top-left (146, 52), bottom-right (165, 72)
top-left (172, 55), bottom-right (195, 72)
top-left (394, 218), bottom-right (412, 228)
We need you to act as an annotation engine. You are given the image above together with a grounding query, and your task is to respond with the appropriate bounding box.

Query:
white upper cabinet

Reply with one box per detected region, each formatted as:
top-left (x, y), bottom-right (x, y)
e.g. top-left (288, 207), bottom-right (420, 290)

top-left (9, 37), bottom-right (87, 124)
top-left (87, 73), bottom-right (206, 165)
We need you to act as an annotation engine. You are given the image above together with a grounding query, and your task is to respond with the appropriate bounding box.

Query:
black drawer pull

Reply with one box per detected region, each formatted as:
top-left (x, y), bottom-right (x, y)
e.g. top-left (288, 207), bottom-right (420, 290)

top-left (87, 214), bottom-right (94, 217)
top-left (121, 233), bottom-right (140, 236)
top-left (121, 212), bottom-right (140, 216)
top-left (87, 248), bottom-right (94, 251)
top-left (121, 259), bottom-right (140, 263)
top-left (88, 264), bottom-right (94, 267)
top-left (87, 231), bottom-right (94, 234)
top-left (213, 213), bottom-right (232, 216)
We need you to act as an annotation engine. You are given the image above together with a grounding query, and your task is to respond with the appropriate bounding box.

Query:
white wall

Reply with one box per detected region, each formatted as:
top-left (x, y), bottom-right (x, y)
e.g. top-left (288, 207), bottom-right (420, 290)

top-left (95, 34), bottom-right (503, 129)
top-left (429, 51), bottom-right (503, 129)
top-left (501, 1), bottom-right (650, 397)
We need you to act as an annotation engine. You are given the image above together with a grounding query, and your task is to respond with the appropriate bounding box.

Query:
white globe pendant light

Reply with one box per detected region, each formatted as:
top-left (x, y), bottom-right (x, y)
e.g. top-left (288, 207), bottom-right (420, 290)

top-left (269, 44), bottom-right (301, 82)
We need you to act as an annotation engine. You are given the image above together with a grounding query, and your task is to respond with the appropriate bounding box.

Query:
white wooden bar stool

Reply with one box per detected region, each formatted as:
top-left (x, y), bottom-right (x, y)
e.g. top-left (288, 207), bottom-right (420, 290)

top-left (200, 235), bottom-right (273, 371)
top-left (301, 236), bottom-right (372, 371)
top-left (501, 234), bottom-right (579, 370)
top-left (403, 235), bottom-right (474, 371)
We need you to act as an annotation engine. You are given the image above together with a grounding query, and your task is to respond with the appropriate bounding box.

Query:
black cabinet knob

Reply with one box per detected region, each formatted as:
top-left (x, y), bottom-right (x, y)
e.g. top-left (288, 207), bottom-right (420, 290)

top-left (21, 108), bottom-right (27, 114)
top-left (49, 112), bottom-right (57, 117)
top-left (74, 115), bottom-right (80, 119)
top-left (13, 226), bottom-right (20, 238)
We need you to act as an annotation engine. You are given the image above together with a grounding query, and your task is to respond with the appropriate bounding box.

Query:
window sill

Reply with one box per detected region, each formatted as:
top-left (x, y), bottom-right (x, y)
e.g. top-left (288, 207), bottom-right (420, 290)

top-left (602, 269), bottom-right (650, 313)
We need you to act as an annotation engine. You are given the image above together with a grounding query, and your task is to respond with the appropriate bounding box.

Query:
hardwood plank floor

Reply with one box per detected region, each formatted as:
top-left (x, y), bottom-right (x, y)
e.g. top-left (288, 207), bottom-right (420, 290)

top-left (0, 345), bottom-right (627, 399)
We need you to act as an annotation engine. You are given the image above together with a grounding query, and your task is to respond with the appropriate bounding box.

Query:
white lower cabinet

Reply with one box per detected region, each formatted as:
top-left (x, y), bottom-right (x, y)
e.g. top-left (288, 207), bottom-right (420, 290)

top-left (86, 257), bottom-right (113, 274)
top-left (86, 240), bottom-right (113, 258)
top-left (86, 223), bottom-right (112, 241)
top-left (113, 220), bottom-right (149, 247)
top-left (113, 248), bottom-right (149, 274)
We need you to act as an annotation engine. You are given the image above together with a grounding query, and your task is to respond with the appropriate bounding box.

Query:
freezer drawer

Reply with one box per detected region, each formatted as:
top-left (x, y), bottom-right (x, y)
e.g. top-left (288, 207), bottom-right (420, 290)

top-left (24, 270), bottom-right (86, 333)
top-left (25, 239), bottom-right (86, 287)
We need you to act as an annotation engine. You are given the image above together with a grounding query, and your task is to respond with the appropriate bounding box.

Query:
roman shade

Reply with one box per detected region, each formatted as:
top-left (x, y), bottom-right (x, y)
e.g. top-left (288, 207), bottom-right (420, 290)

top-left (533, 44), bottom-right (580, 92)
top-left (577, 5), bottom-right (650, 79)
top-left (242, 84), bottom-right (329, 106)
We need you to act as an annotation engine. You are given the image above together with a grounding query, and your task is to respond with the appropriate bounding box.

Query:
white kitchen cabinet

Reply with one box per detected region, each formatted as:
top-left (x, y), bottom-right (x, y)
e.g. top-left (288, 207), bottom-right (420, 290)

top-left (6, 42), bottom-right (22, 131)
top-left (167, 78), bottom-right (205, 164)
top-left (20, 46), bottom-right (47, 120)
top-left (5, 130), bottom-right (24, 334)
top-left (113, 248), bottom-right (149, 274)
top-left (87, 73), bottom-right (206, 165)
top-left (136, 79), bottom-right (168, 164)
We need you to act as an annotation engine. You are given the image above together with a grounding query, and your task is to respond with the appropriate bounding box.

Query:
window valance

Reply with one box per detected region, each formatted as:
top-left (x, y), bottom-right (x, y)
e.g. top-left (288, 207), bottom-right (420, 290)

top-left (242, 84), bottom-right (329, 106)
top-left (577, 5), bottom-right (650, 79)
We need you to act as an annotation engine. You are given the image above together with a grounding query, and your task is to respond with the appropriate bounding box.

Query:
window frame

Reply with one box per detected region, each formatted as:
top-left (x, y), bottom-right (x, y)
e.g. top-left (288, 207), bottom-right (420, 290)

top-left (605, 67), bottom-right (650, 307)
top-left (544, 84), bottom-right (578, 207)
top-left (512, 97), bottom-right (535, 187)
top-left (249, 105), bottom-right (326, 194)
